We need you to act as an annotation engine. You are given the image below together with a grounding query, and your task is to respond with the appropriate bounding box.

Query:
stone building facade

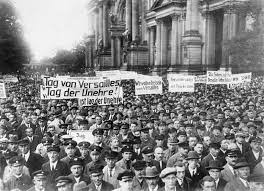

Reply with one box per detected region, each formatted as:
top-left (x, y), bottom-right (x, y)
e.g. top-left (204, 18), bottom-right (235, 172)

top-left (86, 0), bottom-right (250, 75)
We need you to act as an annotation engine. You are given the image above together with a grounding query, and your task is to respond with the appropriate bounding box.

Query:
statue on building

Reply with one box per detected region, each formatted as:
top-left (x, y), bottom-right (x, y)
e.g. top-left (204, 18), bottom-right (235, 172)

top-left (109, 13), bottom-right (118, 25)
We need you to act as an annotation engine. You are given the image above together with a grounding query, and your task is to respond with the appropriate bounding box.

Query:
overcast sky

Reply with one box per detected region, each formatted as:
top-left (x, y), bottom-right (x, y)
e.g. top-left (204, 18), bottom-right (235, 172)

top-left (12, 0), bottom-right (91, 61)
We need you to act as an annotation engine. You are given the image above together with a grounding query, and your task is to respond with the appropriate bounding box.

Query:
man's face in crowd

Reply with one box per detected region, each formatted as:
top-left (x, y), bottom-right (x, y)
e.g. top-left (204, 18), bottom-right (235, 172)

top-left (79, 147), bottom-right (89, 157)
top-left (90, 173), bottom-right (103, 186)
top-left (12, 164), bottom-right (23, 175)
top-left (143, 153), bottom-right (154, 163)
top-left (154, 148), bottom-right (164, 161)
top-left (135, 168), bottom-right (145, 179)
top-left (119, 179), bottom-right (133, 190)
top-left (146, 177), bottom-right (158, 189)
top-left (47, 151), bottom-right (59, 163)
top-left (57, 183), bottom-right (72, 191)
top-left (141, 131), bottom-right (149, 139)
top-left (95, 116), bottom-right (102, 125)
top-left (194, 143), bottom-right (203, 154)
top-left (8, 114), bottom-right (15, 122)
top-left (188, 159), bottom-right (198, 169)
top-left (221, 140), bottom-right (229, 150)
top-left (236, 136), bottom-right (245, 144)
top-left (71, 165), bottom-right (83, 177)
top-left (8, 142), bottom-right (18, 152)
top-left (202, 181), bottom-right (216, 191)
top-left (65, 146), bottom-right (76, 157)
top-left (209, 169), bottom-right (221, 181)
top-left (203, 136), bottom-right (211, 146)
top-left (176, 166), bottom-right (185, 180)
top-left (178, 135), bottom-right (187, 143)
top-left (247, 111), bottom-right (254, 119)
top-left (38, 120), bottom-right (45, 127)
top-left (94, 134), bottom-right (103, 144)
top-left (250, 141), bottom-right (261, 152)
top-left (48, 126), bottom-right (56, 136)
top-left (162, 174), bottom-right (177, 189)
top-left (110, 138), bottom-right (119, 148)
top-left (226, 155), bottom-right (238, 166)
top-left (210, 148), bottom-right (219, 157)
top-left (106, 158), bottom-right (116, 169)
top-left (122, 152), bottom-right (132, 161)
top-left (167, 143), bottom-right (177, 151)
top-left (19, 144), bottom-right (30, 154)
top-left (90, 153), bottom-right (100, 162)
top-left (127, 110), bottom-right (133, 118)
top-left (158, 125), bottom-right (167, 134)
top-left (237, 167), bottom-right (250, 180)
top-left (189, 137), bottom-right (198, 148)
top-left (34, 178), bottom-right (47, 190)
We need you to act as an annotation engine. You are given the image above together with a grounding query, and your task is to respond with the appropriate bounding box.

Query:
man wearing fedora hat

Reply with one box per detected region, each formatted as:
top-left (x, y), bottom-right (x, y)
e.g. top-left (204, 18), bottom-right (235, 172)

top-left (224, 159), bottom-right (251, 191)
top-left (144, 166), bottom-right (163, 191)
top-left (206, 160), bottom-right (227, 191)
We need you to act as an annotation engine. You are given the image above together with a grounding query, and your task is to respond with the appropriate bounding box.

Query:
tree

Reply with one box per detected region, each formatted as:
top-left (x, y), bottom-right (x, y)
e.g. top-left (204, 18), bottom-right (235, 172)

top-left (224, 0), bottom-right (264, 73)
top-left (0, 1), bottom-right (31, 74)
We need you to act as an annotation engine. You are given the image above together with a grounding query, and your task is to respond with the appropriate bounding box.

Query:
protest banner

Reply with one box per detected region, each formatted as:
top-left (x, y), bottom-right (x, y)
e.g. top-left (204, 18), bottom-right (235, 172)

top-left (228, 72), bottom-right (252, 88)
top-left (2, 75), bottom-right (19, 83)
top-left (167, 74), bottom-right (195, 92)
top-left (194, 75), bottom-right (207, 84)
top-left (207, 71), bottom-right (232, 84)
top-left (135, 76), bottom-right (162, 95)
top-left (69, 130), bottom-right (94, 144)
top-left (40, 76), bottom-right (123, 105)
top-left (0, 83), bottom-right (6, 98)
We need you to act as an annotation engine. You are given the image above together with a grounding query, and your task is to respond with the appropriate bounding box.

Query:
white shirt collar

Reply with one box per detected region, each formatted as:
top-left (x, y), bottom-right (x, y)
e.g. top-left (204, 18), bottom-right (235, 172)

top-left (75, 176), bottom-right (80, 183)
top-left (50, 160), bottom-right (58, 169)
top-left (149, 185), bottom-right (158, 191)
top-left (24, 151), bottom-right (30, 162)
top-left (252, 150), bottom-right (260, 160)
top-left (239, 177), bottom-right (249, 187)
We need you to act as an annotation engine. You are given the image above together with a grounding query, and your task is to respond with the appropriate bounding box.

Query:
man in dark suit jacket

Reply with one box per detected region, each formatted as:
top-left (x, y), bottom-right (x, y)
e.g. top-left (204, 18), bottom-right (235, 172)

top-left (245, 136), bottom-right (263, 172)
top-left (18, 139), bottom-right (44, 176)
top-left (24, 127), bottom-right (41, 152)
top-left (224, 160), bottom-right (251, 191)
top-left (174, 162), bottom-right (191, 191)
top-left (35, 117), bottom-right (48, 139)
top-left (42, 145), bottom-right (70, 190)
top-left (17, 119), bottom-right (36, 139)
top-left (206, 160), bottom-right (227, 191)
top-left (201, 142), bottom-right (223, 169)
top-left (80, 164), bottom-right (114, 191)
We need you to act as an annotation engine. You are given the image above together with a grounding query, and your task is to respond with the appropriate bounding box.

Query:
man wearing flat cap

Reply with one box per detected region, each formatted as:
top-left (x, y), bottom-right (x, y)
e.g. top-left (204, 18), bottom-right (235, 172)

top-left (144, 166), bottom-right (162, 191)
top-left (167, 141), bottom-right (189, 167)
top-left (78, 141), bottom-right (91, 165)
top-left (81, 164), bottom-right (114, 191)
top-left (113, 170), bottom-right (135, 191)
top-left (103, 150), bottom-right (122, 189)
top-left (91, 128), bottom-right (109, 152)
top-left (18, 138), bottom-right (44, 176)
top-left (235, 132), bottom-right (250, 157)
top-left (132, 160), bottom-right (148, 190)
top-left (35, 117), bottom-right (48, 139)
top-left (224, 159), bottom-right (251, 191)
top-left (55, 176), bottom-right (74, 191)
top-left (116, 145), bottom-right (134, 170)
top-left (68, 157), bottom-right (90, 186)
top-left (4, 155), bottom-right (32, 191)
top-left (61, 140), bottom-right (78, 168)
top-left (245, 136), bottom-right (263, 172)
top-left (221, 149), bottom-right (239, 182)
top-left (159, 167), bottom-right (178, 191)
top-left (42, 145), bottom-right (70, 189)
top-left (27, 170), bottom-right (53, 191)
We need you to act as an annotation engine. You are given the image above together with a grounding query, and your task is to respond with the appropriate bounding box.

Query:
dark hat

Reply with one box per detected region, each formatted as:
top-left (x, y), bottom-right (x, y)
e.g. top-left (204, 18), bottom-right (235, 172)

top-left (47, 145), bottom-right (60, 153)
top-left (41, 137), bottom-right (53, 145)
top-left (121, 139), bottom-right (135, 146)
top-left (133, 137), bottom-right (141, 144)
top-left (199, 111), bottom-right (207, 116)
top-left (234, 160), bottom-right (250, 169)
top-left (144, 166), bottom-right (159, 178)
top-left (18, 139), bottom-right (30, 146)
top-left (235, 132), bottom-right (246, 138)
top-left (120, 123), bottom-right (129, 129)
top-left (155, 134), bottom-right (165, 140)
top-left (70, 106), bottom-right (78, 110)
top-left (9, 155), bottom-right (24, 166)
top-left (121, 145), bottom-right (133, 153)
top-left (92, 128), bottom-right (104, 136)
top-left (206, 160), bottom-right (224, 170)
top-left (209, 142), bottom-right (221, 149)
top-left (78, 141), bottom-right (90, 149)
top-left (186, 151), bottom-right (200, 160)
top-left (225, 149), bottom-right (239, 157)
top-left (248, 136), bottom-right (262, 144)
top-left (117, 170), bottom-right (135, 181)
top-left (202, 176), bottom-right (215, 183)
top-left (113, 124), bottom-right (120, 130)
top-left (0, 115), bottom-right (8, 121)
top-left (160, 167), bottom-right (177, 178)
top-left (64, 140), bottom-right (77, 148)
top-left (142, 146), bottom-right (154, 155)
top-left (177, 131), bottom-right (187, 137)
top-left (105, 150), bottom-right (118, 159)
top-left (32, 170), bottom-right (48, 179)
top-left (89, 164), bottom-right (104, 175)
top-left (225, 134), bottom-right (235, 140)
top-left (132, 160), bottom-right (146, 171)
top-left (8, 136), bottom-right (18, 144)
top-left (177, 142), bottom-right (189, 149)
top-left (3, 150), bottom-right (18, 159)
top-left (69, 157), bottom-right (84, 167)
top-left (89, 145), bottom-right (102, 155)
top-left (59, 124), bottom-right (68, 129)
top-left (212, 126), bottom-right (222, 131)
top-left (55, 176), bottom-right (73, 187)
top-left (38, 117), bottom-right (47, 122)
top-left (79, 120), bottom-right (89, 125)
top-left (141, 127), bottom-right (150, 133)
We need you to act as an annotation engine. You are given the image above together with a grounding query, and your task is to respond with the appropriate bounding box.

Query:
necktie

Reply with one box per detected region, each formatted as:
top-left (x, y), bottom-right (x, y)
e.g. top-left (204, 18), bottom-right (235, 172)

top-left (109, 169), bottom-right (112, 177)
top-left (160, 161), bottom-right (162, 170)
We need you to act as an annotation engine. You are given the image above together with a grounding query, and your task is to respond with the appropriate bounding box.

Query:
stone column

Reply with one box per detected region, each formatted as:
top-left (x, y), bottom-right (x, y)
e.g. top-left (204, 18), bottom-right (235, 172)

top-left (154, 20), bottom-right (161, 70)
top-left (149, 27), bottom-right (155, 67)
top-left (132, 0), bottom-right (139, 41)
top-left (116, 37), bottom-right (121, 67)
top-left (170, 15), bottom-right (179, 70)
top-left (126, 0), bottom-right (132, 34)
top-left (204, 12), bottom-right (216, 70)
top-left (182, 0), bottom-right (202, 71)
top-left (103, 1), bottom-right (109, 48)
top-left (111, 37), bottom-right (116, 67)
top-left (141, 1), bottom-right (147, 42)
top-left (98, 3), bottom-right (103, 41)
top-left (95, 10), bottom-right (99, 50)
top-left (160, 21), bottom-right (168, 69)
top-left (221, 8), bottom-right (238, 70)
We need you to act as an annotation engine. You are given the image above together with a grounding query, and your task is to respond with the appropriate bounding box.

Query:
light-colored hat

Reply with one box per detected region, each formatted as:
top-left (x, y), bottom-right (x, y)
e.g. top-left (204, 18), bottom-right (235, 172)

top-left (160, 167), bottom-right (177, 178)
top-left (144, 166), bottom-right (159, 178)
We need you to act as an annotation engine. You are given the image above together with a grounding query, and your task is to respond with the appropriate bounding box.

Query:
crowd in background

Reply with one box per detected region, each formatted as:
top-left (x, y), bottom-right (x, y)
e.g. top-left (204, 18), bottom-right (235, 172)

top-left (0, 74), bottom-right (264, 191)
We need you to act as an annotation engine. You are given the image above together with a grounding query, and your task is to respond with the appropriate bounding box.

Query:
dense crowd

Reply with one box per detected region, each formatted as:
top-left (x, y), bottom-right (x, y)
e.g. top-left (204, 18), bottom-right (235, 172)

top-left (0, 74), bottom-right (264, 191)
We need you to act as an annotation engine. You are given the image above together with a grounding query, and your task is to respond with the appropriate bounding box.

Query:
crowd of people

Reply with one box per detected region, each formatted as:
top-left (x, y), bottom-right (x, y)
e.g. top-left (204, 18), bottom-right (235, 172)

top-left (0, 74), bottom-right (264, 191)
